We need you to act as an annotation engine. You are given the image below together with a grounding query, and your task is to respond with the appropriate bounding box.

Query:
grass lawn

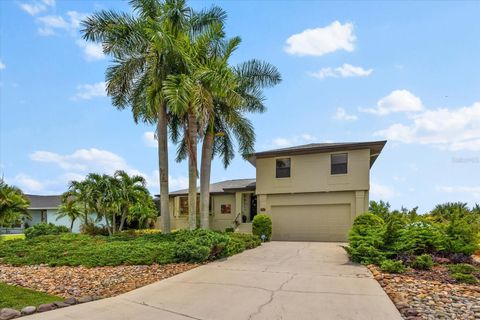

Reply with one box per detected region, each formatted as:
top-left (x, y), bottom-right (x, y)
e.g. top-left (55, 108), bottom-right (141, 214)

top-left (0, 229), bottom-right (260, 267)
top-left (0, 282), bottom-right (62, 309)
top-left (0, 234), bottom-right (25, 241)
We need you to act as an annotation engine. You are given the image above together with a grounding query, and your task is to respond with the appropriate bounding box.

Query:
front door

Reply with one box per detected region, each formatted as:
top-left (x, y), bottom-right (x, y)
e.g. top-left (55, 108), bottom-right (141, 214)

top-left (250, 195), bottom-right (257, 220)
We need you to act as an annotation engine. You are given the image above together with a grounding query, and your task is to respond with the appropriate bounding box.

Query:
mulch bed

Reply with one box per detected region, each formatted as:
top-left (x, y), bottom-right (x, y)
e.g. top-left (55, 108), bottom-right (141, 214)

top-left (0, 263), bottom-right (198, 299)
top-left (369, 265), bottom-right (480, 320)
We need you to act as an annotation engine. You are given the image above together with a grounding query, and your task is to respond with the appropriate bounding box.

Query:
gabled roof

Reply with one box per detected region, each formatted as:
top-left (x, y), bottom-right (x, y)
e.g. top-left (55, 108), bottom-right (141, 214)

top-left (168, 178), bottom-right (256, 196)
top-left (25, 194), bottom-right (62, 210)
top-left (248, 140), bottom-right (387, 167)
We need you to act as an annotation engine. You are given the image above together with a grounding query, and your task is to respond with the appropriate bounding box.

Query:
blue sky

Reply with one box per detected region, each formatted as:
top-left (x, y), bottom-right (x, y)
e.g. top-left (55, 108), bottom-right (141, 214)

top-left (1, 0), bottom-right (479, 213)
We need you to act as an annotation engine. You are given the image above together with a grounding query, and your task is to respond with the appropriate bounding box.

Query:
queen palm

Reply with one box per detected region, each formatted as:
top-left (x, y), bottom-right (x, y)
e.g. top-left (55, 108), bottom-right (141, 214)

top-left (56, 201), bottom-right (83, 231)
top-left (81, 0), bottom-right (226, 233)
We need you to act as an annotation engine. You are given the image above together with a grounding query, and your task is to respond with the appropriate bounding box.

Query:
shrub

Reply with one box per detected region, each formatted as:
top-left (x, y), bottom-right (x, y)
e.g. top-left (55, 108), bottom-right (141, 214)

top-left (451, 273), bottom-right (478, 284)
top-left (442, 217), bottom-right (479, 255)
top-left (380, 260), bottom-right (406, 274)
top-left (226, 236), bottom-right (246, 256)
top-left (80, 224), bottom-right (109, 236)
top-left (225, 227), bottom-right (235, 233)
top-left (25, 223), bottom-right (70, 239)
top-left (347, 213), bottom-right (386, 264)
top-left (393, 221), bottom-right (445, 255)
top-left (229, 233), bottom-right (261, 249)
top-left (411, 254), bottom-right (434, 270)
top-left (448, 263), bottom-right (478, 274)
top-left (252, 214), bottom-right (272, 241)
top-left (173, 241), bottom-right (210, 263)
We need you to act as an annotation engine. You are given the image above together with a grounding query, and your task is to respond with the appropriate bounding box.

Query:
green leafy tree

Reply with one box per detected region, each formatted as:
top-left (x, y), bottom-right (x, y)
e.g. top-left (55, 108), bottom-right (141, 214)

top-left (56, 200), bottom-right (84, 231)
top-left (81, 0), bottom-right (226, 233)
top-left (0, 179), bottom-right (30, 227)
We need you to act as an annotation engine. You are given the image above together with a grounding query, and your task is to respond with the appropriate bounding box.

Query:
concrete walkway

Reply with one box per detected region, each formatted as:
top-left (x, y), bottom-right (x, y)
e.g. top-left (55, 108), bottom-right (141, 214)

top-left (25, 242), bottom-right (402, 320)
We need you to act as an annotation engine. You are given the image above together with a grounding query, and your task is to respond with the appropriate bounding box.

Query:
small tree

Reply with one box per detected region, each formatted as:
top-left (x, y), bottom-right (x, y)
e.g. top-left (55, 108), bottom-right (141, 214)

top-left (57, 200), bottom-right (83, 231)
top-left (0, 179), bottom-right (30, 227)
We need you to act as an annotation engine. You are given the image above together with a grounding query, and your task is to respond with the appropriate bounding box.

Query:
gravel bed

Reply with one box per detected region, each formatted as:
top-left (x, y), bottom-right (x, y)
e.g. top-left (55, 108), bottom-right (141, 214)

top-left (0, 263), bottom-right (198, 299)
top-left (369, 265), bottom-right (480, 320)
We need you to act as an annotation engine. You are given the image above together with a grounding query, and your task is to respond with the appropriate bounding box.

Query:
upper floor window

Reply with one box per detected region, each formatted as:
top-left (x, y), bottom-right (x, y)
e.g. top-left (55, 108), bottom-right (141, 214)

top-left (276, 158), bottom-right (291, 178)
top-left (331, 153), bottom-right (348, 175)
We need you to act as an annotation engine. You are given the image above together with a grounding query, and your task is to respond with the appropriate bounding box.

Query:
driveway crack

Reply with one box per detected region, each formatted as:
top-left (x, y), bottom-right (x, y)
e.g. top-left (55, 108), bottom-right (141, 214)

top-left (123, 298), bottom-right (204, 320)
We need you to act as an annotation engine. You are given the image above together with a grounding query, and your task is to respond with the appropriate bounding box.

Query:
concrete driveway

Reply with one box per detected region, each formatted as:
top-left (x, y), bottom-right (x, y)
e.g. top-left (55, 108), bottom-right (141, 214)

top-left (25, 242), bottom-right (402, 320)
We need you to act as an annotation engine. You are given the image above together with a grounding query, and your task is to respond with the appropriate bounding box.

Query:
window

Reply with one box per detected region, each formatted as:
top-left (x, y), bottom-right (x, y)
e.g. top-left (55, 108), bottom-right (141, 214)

top-left (179, 196), bottom-right (200, 215)
top-left (276, 158), bottom-right (291, 178)
top-left (331, 153), bottom-right (348, 175)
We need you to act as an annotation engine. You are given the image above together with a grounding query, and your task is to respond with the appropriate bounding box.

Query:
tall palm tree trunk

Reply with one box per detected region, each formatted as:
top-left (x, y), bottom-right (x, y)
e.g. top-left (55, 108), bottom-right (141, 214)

top-left (187, 111), bottom-right (198, 230)
top-left (158, 105), bottom-right (171, 233)
top-left (200, 128), bottom-right (214, 229)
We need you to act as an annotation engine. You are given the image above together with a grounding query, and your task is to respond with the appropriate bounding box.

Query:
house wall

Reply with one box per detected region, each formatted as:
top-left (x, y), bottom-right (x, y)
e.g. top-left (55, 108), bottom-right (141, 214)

top-left (164, 193), bottom-right (237, 231)
top-left (27, 209), bottom-right (96, 233)
top-left (255, 149), bottom-right (370, 195)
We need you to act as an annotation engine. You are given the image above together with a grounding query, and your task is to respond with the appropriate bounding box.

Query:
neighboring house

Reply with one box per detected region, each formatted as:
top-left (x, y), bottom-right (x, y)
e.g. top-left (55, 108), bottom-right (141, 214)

top-left (165, 140), bottom-right (386, 242)
top-left (25, 194), bottom-right (82, 232)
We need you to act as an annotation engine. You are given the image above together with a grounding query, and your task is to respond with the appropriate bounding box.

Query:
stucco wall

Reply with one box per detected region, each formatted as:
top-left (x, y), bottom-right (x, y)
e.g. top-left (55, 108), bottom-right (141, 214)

top-left (255, 149), bottom-right (370, 195)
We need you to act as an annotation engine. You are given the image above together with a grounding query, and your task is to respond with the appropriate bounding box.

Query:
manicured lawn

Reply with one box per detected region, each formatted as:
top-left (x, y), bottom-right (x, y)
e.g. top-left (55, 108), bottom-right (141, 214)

top-left (0, 234), bottom-right (25, 241)
top-left (0, 282), bottom-right (61, 310)
top-left (0, 230), bottom-right (260, 267)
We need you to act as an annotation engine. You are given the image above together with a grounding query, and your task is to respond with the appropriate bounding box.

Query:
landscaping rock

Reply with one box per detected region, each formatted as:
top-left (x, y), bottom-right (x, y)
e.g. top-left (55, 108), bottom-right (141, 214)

top-left (37, 303), bottom-right (55, 313)
top-left (0, 263), bottom-right (198, 299)
top-left (368, 265), bottom-right (480, 320)
top-left (20, 306), bottom-right (36, 316)
top-left (77, 296), bottom-right (93, 303)
top-left (63, 297), bottom-right (77, 305)
top-left (0, 308), bottom-right (21, 320)
top-left (53, 301), bottom-right (70, 308)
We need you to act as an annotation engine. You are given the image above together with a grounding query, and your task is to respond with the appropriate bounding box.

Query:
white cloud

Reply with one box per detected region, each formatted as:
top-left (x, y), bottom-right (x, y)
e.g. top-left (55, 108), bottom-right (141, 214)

top-left (333, 107), bottom-right (357, 121)
top-left (272, 133), bottom-right (318, 148)
top-left (11, 174), bottom-right (45, 193)
top-left (0, 60), bottom-right (5, 71)
top-left (436, 186), bottom-right (480, 199)
top-left (285, 21), bottom-right (355, 56)
top-left (36, 11), bottom-right (87, 36)
top-left (75, 40), bottom-right (105, 61)
top-left (360, 90), bottom-right (423, 115)
top-left (310, 64), bottom-right (372, 80)
top-left (72, 82), bottom-right (106, 100)
top-left (370, 181), bottom-right (396, 199)
top-left (169, 175), bottom-right (189, 191)
top-left (143, 131), bottom-right (157, 148)
top-left (30, 148), bottom-right (128, 172)
top-left (19, 0), bottom-right (54, 16)
top-left (375, 101), bottom-right (480, 151)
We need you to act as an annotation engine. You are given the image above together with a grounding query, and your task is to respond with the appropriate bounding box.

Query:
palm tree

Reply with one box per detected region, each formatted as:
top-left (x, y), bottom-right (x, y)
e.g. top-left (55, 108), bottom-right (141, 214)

top-left (0, 179), bottom-right (30, 227)
top-left (167, 31), bottom-right (281, 229)
top-left (114, 170), bottom-right (149, 231)
top-left (63, 180), bottom-right (92, 226)
top-left (57, 201), bottom-right (83, 231)
top-left (81, 0), bottom-right (226, 234)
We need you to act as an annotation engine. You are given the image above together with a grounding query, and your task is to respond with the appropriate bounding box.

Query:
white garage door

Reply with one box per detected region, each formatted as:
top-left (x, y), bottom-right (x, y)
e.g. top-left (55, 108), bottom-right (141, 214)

top-left (270, 204), bottom-right (351, 242)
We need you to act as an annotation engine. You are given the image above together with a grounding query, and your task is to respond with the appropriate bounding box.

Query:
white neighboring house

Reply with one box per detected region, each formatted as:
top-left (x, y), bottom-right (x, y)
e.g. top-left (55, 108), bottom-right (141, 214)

top-left (25, 194), bottom-right (82, 232)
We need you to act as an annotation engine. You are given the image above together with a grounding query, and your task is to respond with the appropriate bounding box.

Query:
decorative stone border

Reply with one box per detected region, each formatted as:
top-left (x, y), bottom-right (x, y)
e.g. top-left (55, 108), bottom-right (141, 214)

top-left (0, 296), bottom-right (102, 319)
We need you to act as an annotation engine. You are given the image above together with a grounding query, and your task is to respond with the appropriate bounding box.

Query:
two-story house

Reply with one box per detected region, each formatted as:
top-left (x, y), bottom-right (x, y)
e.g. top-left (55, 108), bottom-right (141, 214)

top-left (165, 140), bottom-right (386, 242)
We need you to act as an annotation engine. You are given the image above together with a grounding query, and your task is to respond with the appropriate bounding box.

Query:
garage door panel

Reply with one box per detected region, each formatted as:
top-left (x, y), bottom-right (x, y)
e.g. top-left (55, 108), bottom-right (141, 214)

top-left (271, 204), bottom-right (351, 242)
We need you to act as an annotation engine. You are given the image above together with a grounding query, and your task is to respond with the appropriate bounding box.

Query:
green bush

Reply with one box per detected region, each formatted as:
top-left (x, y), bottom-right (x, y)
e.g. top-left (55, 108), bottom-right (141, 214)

top-left (0, 229), bottom-right (261, 267)
top-left (80, 224), bottom-right (109, 236)
top-left (173, 241), bottom-right (210, 262)
top-left (252, 214), bottom-right (272, 241)
top-left (347, 213), bottom-right (386, 264)
top-left (448, 263), bottom-right (478, 274)
top-left (411, 254), bottom-right (433, 270)
top-left (393, 221), bottom-right (445, 255)
top-left (25, 223), bottom-right (70, 239)
top-left (225, 227), bottom-right (235, 233)
top-left (380, 260), bottom-right (406, 274)
top-left (451, 273), bottom-right (478, 284)
top-left (442, 218), bottom-right (479, 255)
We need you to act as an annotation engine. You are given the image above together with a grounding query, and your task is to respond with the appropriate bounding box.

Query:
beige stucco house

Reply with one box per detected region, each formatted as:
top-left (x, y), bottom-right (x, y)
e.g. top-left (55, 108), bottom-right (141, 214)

top-left (164, 140), bottom-right (386, 242)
